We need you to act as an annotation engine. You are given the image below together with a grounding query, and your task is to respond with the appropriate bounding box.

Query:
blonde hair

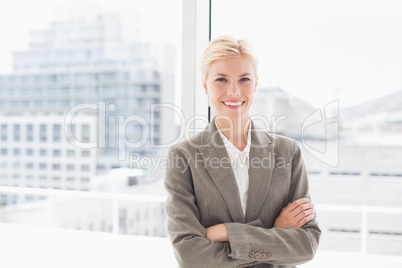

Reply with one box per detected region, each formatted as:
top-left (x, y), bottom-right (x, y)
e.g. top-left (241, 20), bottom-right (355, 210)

top-left (200, 35), bottom-right (258, 82)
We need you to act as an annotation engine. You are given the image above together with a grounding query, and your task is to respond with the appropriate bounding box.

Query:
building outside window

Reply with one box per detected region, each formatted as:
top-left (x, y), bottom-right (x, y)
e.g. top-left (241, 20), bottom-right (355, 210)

top-left (26, 125), bottom-right (34, 142)
top-left (0, 125), bottom-right (7, 141)
top-left (53, 124), bottom-right (61, 142)
top-left (39, 125), bottom-right (46, 142)
top-left (13, 125), bottom-right (20, 142)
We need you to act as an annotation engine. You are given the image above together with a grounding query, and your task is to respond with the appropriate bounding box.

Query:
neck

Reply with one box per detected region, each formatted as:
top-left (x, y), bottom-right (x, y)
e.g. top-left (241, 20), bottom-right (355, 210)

top-left (215, 114), bottom-right (250, 151)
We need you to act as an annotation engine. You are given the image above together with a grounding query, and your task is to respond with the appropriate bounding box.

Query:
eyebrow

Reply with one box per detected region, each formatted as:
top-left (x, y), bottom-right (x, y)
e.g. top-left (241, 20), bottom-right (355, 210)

top-left (214, 73), bottom-right (252, 77)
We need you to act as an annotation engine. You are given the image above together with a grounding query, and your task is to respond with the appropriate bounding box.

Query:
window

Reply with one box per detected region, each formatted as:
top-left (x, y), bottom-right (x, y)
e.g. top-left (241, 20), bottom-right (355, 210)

top-left (67, 150), bottom-right (75, 157)
top-left (66, 124), bottom-right (76, 141)
top-left (0, 0), bottom-right (182, 243)
top-left (81, 124), bottom-right (90, 142)
top-left (26, 124), bottom-right (33, 141)
top-left (1, 125), bottom-right (7, 141)
top-left (52, 164), bottom-right (61, 170)
top-left (66, 164), bottom-right (75, 171)
top-left (1, 195), bottom-right (8, 205)
top-left (212, 0), bottom-right (402, 260)
top-left (13, 149), bottom-right (20, 156)
top-left (13, 124), bottom-right (20, 141)
top-left (53, 150), bottom-right (61, 157)
top-left (96, 164), bottom-right (105, 171)
top-left (53, 124), bottom-right (61, 142)
top-left (39, 124), bottom-right (47, 142)
top-left (81, 165), bottom-right (90, 171)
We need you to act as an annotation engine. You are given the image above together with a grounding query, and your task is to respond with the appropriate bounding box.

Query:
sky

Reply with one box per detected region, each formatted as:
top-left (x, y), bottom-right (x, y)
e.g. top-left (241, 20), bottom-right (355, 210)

top-left (0, 0), bottom-right (182, 72)
top-left (212, 0), bottom-right (402, 108)
top-left (0, 0), bottom-right (183, 108)
top-left (0, 0), bottom-right (401, 108)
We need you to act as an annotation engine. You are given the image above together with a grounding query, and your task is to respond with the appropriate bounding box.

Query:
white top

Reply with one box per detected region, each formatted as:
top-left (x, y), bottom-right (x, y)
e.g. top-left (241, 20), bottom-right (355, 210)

top-left (215, 120), bottom-right (251, 216)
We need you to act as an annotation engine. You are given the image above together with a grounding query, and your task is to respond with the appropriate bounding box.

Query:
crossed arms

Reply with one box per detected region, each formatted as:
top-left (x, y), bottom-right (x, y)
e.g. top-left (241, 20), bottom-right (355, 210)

top-left (164, 142), bottom-right (321, 268)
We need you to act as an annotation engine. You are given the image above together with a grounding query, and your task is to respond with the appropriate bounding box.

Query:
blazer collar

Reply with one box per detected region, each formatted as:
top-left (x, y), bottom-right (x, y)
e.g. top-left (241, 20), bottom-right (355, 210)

top-left (197, 117), bottom-right (274, 223)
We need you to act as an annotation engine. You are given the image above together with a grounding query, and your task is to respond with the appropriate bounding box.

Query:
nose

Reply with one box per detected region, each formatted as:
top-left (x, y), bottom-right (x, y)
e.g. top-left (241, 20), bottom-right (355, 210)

top-left (227, 81), bottom-right (240, 96)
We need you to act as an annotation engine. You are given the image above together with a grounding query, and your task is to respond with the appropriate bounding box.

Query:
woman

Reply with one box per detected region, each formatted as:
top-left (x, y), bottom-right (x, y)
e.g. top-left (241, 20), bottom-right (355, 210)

top-left (165, 35), bottom-right (321, 268)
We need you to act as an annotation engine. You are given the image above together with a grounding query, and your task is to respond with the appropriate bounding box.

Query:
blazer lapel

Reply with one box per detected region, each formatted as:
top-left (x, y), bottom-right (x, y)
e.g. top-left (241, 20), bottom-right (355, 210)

top-left (197, 118), bottom-right (245, 223)
top-left (245, 123), bottom-right (274, 222)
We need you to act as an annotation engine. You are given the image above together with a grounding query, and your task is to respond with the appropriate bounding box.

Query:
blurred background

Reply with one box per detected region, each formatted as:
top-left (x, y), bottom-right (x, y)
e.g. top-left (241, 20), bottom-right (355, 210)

top-left (0, 0), bottom-right (401, 267)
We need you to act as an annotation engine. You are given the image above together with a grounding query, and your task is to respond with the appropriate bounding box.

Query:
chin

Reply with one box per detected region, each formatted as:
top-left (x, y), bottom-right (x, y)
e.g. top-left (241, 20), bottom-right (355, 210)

top-left (217, 112), bottom-right (248, 122)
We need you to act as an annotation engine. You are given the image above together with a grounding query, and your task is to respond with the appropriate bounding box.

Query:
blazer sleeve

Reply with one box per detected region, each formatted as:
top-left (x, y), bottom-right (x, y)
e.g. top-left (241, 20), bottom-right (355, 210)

top-left (165, 146), bottom-right (265, 268)
top-left (224, 140), bottom-right (321, 266)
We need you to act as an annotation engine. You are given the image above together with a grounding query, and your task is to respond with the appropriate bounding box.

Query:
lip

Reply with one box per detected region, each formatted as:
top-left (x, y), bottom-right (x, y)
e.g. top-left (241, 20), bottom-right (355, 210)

top-left (222, 100), bottom-right (245, 109)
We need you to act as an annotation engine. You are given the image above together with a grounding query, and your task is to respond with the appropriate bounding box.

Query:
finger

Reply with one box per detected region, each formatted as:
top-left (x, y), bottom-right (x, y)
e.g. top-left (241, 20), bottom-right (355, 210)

top-left (287, 198), bottom-right (310, 213)
top-left (295, 208), bottom-right (315, 223)
top-left (292, 203), bottom-right (315, 218)
top-left (296, 212), bottom-right (315, 228)
top-left (281, 202), bottom-right (291, 211)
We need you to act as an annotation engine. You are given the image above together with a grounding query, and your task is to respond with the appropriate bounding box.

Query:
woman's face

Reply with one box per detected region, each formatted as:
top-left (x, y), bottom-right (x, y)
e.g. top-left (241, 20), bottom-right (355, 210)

top-left (204, 55), bottom-right (258, 123)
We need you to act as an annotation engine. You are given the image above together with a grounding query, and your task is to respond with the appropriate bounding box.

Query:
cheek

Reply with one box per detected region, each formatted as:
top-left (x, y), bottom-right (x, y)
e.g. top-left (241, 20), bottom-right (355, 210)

top-left (243, 86), bottom-right (256, 98)
top-left (207, 84), bottom-right (226, 97)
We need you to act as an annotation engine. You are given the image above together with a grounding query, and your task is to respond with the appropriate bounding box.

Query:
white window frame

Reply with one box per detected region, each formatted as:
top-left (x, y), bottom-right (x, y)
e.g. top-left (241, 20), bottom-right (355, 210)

top-left (181, 0), bottom-right (210, 130)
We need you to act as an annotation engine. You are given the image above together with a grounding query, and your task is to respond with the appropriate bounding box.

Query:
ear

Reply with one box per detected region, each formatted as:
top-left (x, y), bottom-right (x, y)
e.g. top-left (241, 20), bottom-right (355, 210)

top-left (203, 83), bottom-right (208, 95)
top-left (254, 76), bottom-right (258, 92)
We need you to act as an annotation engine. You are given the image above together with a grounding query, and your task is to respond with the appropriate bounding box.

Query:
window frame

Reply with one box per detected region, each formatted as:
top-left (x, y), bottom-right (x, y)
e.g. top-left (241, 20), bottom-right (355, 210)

top-left (181, 0), bottom-right (210, 129)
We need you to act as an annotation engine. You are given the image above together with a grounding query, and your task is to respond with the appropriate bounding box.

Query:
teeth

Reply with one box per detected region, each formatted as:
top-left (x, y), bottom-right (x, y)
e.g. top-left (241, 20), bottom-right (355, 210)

top-left (223, 101), bottom-right (243, 106)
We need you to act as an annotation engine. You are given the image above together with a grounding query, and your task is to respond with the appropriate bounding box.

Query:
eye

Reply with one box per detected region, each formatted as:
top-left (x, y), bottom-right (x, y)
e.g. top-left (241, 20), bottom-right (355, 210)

top-left (216, 77), bottom-right (227, 82)
top-left (240, 77), bottom-right (250, 82)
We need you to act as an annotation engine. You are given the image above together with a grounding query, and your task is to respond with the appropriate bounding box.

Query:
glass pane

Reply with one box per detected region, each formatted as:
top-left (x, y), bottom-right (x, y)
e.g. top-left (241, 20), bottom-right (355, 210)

top-left (0, 0), bottom-right (182, 239)
top-left (212, 0), bottom-right (402, 258)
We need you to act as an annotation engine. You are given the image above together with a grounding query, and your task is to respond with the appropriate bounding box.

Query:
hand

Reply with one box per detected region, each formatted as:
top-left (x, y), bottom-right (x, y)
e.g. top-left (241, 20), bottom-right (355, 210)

top-left (205, 223), bottom-right (229, 242)
top-left (273, 198), bottom-right (315, 229)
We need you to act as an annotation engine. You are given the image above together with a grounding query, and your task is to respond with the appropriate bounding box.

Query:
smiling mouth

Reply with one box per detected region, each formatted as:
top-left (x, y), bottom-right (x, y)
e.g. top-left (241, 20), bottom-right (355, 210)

top-left (222, 101), bottom-right (245, 108)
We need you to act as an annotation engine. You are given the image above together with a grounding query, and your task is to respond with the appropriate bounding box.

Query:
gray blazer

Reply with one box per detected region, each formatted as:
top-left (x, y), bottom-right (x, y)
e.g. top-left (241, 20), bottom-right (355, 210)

top-left (164, 117), bottom-right (321, 268)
